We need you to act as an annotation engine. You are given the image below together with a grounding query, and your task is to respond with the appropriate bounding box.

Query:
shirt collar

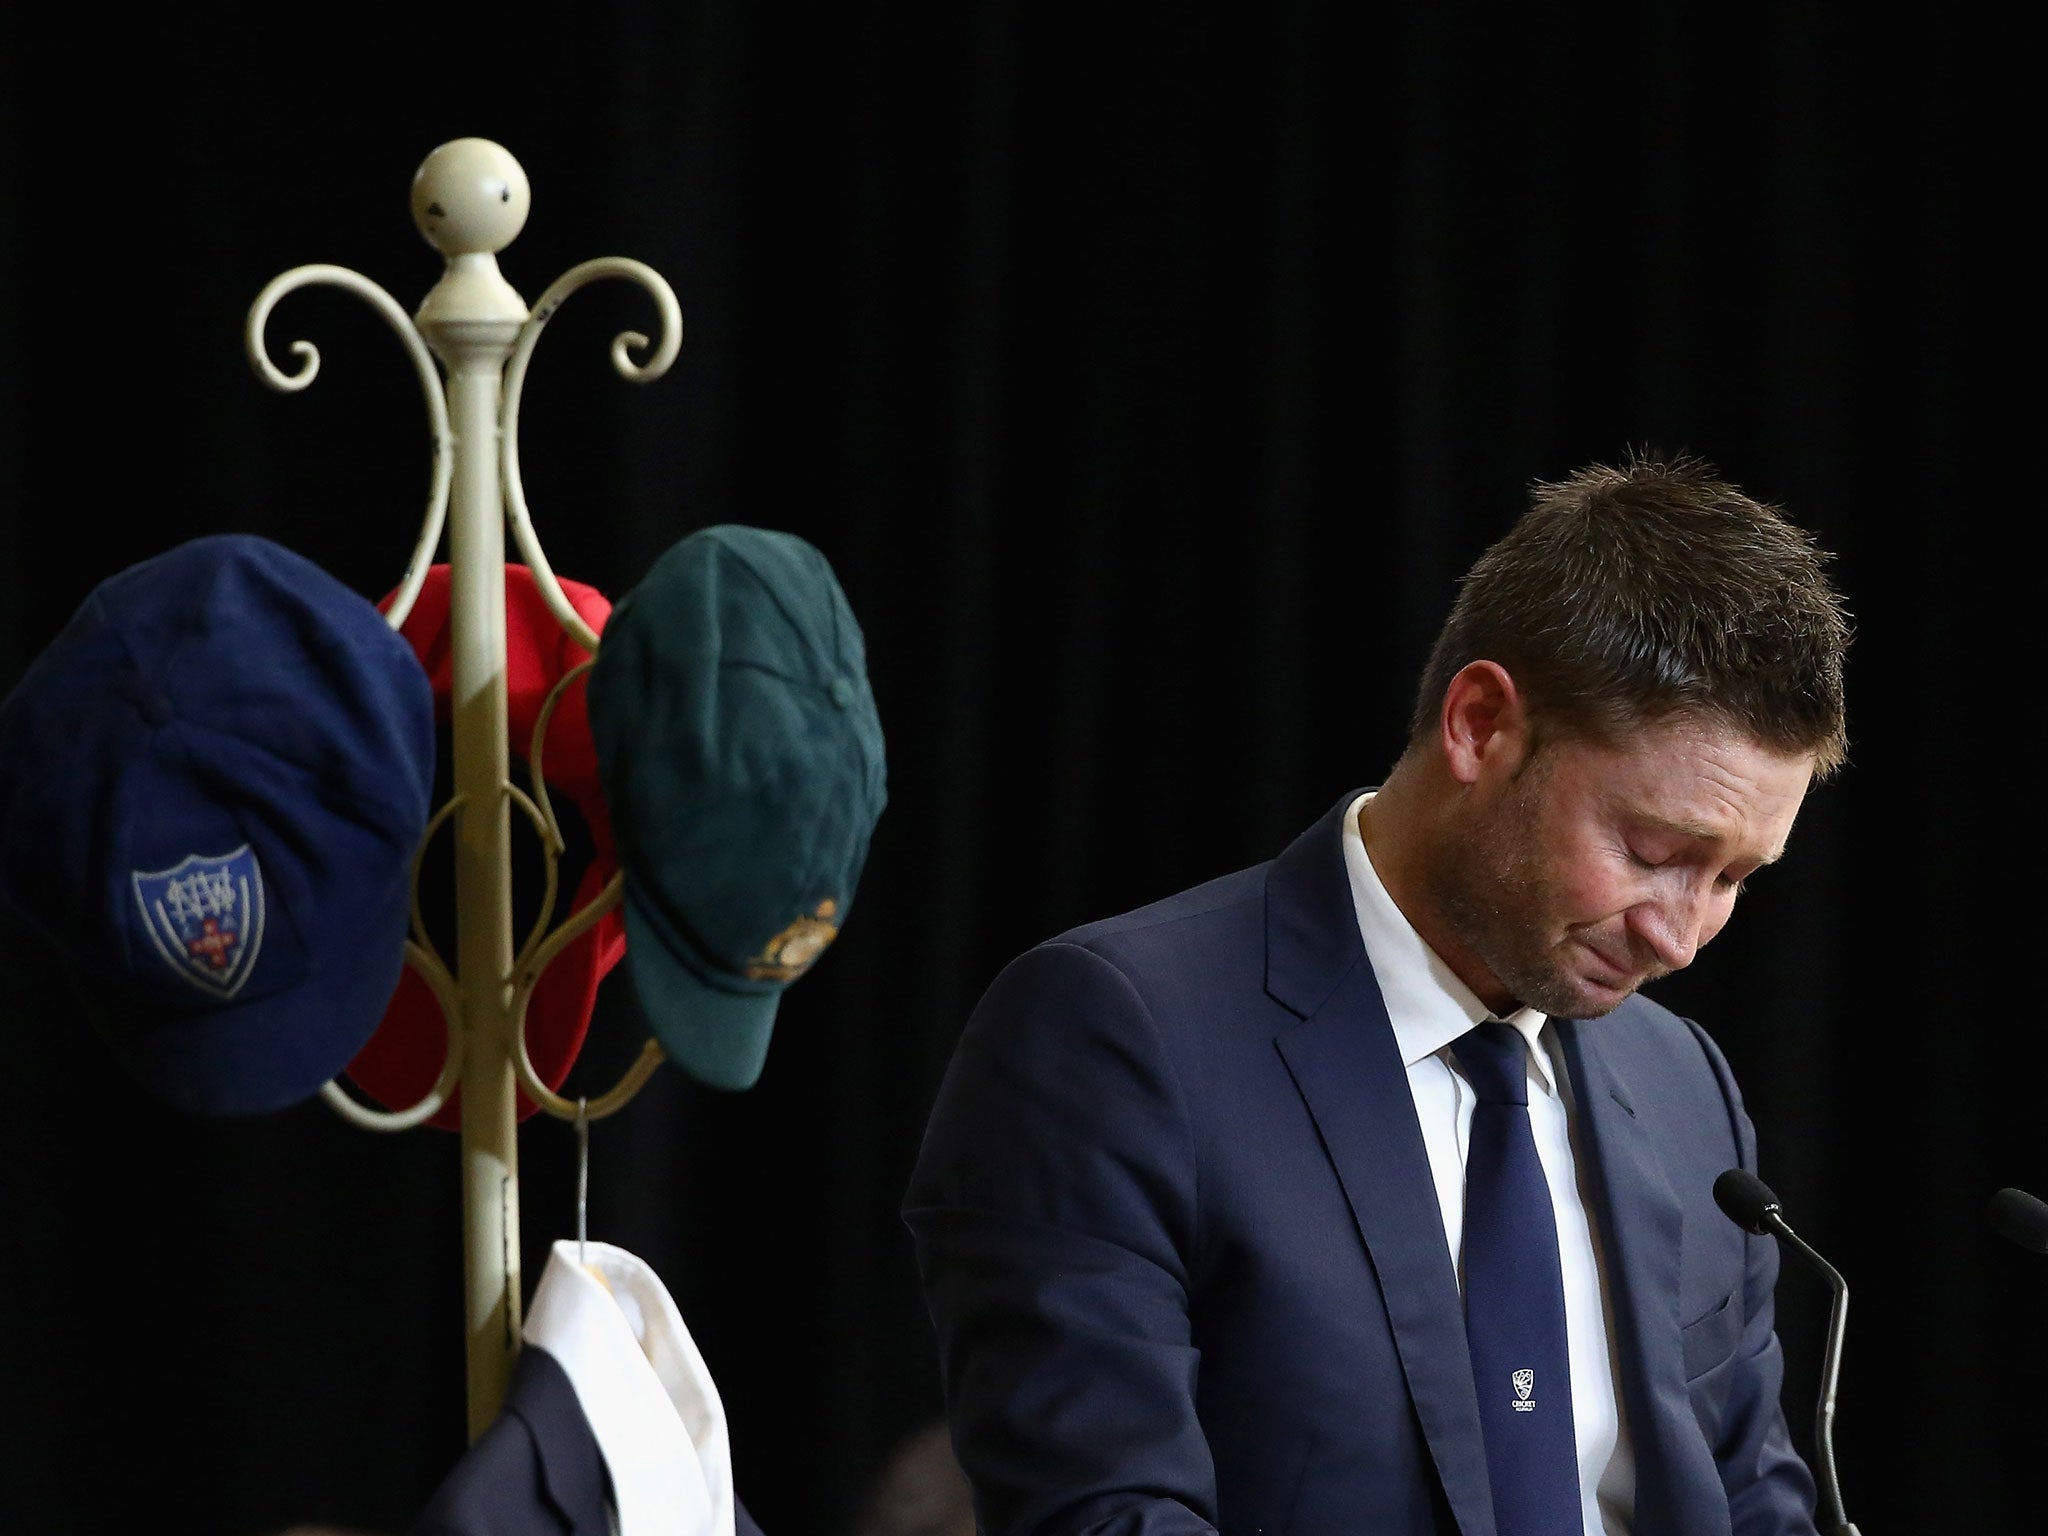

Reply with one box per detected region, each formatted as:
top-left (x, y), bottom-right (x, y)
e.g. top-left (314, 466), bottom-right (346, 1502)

top-left (522, 1240), bottom-right (737, 1536)
top-left (1340, 791), bottom-right (1555, 1095)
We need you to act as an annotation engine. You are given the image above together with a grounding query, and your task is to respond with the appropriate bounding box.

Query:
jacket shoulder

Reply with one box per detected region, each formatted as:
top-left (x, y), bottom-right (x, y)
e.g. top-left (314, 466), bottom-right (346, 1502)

top-left (1049, 862), bottom-right (1267, 966)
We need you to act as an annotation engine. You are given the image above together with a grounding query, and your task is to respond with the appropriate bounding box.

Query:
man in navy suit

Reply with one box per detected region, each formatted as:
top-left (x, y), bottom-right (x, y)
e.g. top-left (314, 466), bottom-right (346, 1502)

top-left (906, 457), bottom-right (1847, 1535)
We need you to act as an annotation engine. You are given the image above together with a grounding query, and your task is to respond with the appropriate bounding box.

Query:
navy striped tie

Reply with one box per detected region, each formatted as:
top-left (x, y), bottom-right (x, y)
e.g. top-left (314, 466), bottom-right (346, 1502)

top-left (1452, 1020), bottom-right (1582, 1536)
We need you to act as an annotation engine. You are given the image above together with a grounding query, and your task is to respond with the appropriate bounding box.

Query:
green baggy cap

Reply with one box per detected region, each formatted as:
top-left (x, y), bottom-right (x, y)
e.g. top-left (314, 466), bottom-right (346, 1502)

top-left (588, 526), bottom-right (886, 1090)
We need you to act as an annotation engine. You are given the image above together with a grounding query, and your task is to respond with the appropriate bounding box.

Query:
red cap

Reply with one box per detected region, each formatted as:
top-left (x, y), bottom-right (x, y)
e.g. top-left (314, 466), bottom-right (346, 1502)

top-left (344, 565), bottom-right (625, 1128)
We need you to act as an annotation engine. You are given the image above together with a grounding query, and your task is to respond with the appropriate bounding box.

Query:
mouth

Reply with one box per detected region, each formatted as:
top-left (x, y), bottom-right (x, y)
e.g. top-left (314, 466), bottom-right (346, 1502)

top-left (1575, 939), bottom-right (1640, 991)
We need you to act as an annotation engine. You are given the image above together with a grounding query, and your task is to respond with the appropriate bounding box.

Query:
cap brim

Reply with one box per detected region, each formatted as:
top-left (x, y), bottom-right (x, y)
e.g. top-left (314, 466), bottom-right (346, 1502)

top-left (620, 883), bottom-right (780, 1092)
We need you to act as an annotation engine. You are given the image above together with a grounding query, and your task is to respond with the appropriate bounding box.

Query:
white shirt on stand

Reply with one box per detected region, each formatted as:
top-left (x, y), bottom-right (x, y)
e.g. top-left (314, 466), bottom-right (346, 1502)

top-left (523, 1238), bottom-right (739, 1536)
top-left (1341, 791), bottom-right (1636, 1536)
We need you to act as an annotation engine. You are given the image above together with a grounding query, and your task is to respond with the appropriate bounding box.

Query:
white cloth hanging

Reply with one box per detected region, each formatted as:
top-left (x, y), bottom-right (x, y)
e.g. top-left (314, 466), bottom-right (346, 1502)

top-left (523, 1239), bottom-right (738, 1536)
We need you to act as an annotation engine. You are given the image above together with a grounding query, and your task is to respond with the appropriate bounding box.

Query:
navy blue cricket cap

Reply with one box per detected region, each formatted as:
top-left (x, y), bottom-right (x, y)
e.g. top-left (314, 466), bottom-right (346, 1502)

top-left (588, 526), bottom-right (886, 1091)
top-left (0, 535), bottom-right (435, 1115)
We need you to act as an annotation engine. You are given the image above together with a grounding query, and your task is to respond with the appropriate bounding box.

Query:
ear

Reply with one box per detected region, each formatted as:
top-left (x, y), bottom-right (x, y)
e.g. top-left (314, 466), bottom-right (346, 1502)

top-left (1438, 661), bottom-right (1530, 786)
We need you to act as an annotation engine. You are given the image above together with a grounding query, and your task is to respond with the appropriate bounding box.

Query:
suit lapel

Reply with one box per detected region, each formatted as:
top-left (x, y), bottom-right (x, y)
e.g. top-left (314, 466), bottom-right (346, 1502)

top-left (507, 1344), bottom-right (614, 1536)
top-left (1266, 795), bottom-right (1496, 1536)
top-left (1554, 1017), bottom-right (1724, 1536)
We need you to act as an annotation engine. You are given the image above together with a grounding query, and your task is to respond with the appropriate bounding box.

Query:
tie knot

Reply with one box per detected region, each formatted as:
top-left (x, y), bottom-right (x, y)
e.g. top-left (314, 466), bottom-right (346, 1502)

top-left (1450, 1020), bottom-right (1531, 1106)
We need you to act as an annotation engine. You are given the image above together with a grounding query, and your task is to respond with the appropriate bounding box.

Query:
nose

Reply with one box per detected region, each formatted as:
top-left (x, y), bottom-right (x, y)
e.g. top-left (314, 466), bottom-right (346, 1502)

top-left (1628, 884), bottom-right (1711, 972)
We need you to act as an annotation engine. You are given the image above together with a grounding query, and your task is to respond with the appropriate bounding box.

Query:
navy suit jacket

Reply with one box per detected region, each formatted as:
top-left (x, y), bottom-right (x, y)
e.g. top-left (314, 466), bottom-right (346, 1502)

top-left (905, 793), bottom-right (1818, 1535)
top-left (410, 1345), bottom-right (767, 1536)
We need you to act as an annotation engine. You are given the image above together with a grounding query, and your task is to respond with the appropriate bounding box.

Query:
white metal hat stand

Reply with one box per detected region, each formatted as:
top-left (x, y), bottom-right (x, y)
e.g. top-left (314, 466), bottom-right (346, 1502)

top-left (246, 136), bottom-right (673, 1439)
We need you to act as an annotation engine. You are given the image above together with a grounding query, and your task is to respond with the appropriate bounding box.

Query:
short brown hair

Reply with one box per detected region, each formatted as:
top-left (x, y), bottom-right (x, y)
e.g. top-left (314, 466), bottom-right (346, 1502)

top-left (1410, 454), bottom-right (1851, 775)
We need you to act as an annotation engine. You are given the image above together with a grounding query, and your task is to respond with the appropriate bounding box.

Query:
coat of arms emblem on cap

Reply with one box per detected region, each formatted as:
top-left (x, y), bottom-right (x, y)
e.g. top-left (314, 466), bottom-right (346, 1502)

top-left (744, 899), bottom-right (840, 982)
top-left (132, 847), bottom-right (267, 998)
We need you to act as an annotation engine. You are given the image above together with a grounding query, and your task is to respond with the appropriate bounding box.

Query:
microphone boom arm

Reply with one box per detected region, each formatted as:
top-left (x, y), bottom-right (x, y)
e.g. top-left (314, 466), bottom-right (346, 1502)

top-left (1760, 1209), bottom-right (1861, 1536)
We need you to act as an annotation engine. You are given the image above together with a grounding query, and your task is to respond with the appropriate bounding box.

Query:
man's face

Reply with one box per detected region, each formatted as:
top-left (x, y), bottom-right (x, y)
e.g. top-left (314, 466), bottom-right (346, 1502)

top-left (1428, 714), bottom-right (1815, 1019)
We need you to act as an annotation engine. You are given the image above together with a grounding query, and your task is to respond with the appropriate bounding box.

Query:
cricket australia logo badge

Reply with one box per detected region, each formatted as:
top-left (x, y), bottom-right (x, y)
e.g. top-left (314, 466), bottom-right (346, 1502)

top-left (1511, 1368), bottom-right (1536, 1412)
top-left (132, 846), bottom-right (266, 998)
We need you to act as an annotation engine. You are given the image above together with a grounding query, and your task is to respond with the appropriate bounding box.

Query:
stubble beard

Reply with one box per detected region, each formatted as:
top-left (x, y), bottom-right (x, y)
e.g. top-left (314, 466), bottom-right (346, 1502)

top-left (1428, 766), bottom-right (1632, 1021)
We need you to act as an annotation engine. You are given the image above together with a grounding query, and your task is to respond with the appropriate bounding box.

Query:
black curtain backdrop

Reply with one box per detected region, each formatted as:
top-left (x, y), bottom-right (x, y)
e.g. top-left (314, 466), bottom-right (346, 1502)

top-left (2, 6), bottom-right (2038, 1533)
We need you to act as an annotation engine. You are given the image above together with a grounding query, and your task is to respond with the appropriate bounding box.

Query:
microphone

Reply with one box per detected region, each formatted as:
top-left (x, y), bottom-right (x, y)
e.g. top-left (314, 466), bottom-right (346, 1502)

top-left (1712, 1169), bottom-right (1861, 1536)
top-left (1988, 1187), bottom-right (2048, 1255)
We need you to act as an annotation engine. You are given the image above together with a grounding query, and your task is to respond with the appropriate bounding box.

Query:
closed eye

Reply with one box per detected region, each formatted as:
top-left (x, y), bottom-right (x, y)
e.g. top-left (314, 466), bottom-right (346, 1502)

top-left (1633, 843), bottom-right (1751, 893)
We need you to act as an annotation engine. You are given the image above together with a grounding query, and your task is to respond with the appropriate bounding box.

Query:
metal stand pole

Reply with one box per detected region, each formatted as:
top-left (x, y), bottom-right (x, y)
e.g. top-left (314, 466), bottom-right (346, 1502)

top-left (409, 141), bottom-right (534, 1437)
top-left (247, 135), bottom-right (682, 1440)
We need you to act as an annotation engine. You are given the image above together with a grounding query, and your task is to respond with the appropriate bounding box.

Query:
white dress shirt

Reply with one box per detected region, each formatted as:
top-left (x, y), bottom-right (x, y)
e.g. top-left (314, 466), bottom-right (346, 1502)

top-left (1341, 792), bottom-right (1636, 1535)
top-left (523, 1239), bottom-right (739, 1536)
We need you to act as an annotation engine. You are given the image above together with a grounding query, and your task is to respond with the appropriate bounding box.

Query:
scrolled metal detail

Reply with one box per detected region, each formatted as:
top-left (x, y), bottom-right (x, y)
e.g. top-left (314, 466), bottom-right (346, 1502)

top-left (501, 258), bottom-right (683, 653)
top-left (505, 685), bottom-right (661, 1124)
top-left (508, 868), bottom-right (665, 1122)
top-left (514, 870), bottom-right (622, 1004)
top-left (319, 790), bottom-right (467, 1132)
top-left (503, 780), bottom-right (562, 978)
top-left (245, 263), bottom-right (454, 631)
top-left (524, 658), bottom-right (595, 865)
top-left (317, 940), bottom-right (466, 1131)
top-left (518, 257), bottom-right (683, 385)
top-left (407, 795), bottom-right (467, 976)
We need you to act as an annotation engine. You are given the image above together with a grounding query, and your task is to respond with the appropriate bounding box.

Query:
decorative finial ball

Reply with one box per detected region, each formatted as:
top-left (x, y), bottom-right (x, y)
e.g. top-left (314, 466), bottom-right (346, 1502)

top-left (411, 138), bottom-right (531, 257)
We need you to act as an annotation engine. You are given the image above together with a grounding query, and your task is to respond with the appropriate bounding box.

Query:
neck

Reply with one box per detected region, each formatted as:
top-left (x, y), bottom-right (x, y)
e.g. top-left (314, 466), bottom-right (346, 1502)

top-left (1360, 760), bottom-right (1517, 1015)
